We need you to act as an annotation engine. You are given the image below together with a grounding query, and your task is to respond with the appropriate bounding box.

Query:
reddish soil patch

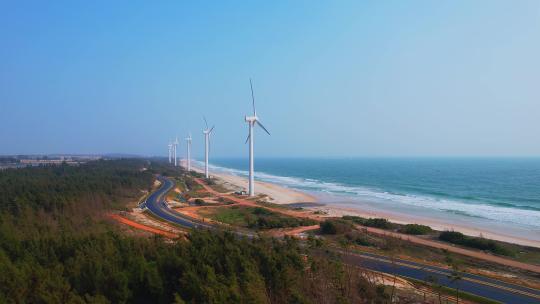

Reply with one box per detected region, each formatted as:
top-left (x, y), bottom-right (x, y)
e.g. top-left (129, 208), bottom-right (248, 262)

top-left (109, 214), bottom-right (179, 238)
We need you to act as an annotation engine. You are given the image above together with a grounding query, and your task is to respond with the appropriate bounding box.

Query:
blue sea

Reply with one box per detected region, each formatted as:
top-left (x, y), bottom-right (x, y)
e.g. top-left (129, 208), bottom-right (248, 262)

top-left (197, 157), bottom-right (540, 239)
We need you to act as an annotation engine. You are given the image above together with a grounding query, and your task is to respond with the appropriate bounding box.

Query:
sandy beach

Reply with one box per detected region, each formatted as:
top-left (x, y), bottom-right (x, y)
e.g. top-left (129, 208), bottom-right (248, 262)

top-left (188, 161), bottom-right (317, 204)
top-left (188, 161), bottom-right (540, 248)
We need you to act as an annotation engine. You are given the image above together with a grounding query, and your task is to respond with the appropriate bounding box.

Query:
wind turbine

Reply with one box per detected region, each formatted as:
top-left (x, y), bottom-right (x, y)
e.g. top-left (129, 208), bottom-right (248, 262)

top-left (168, 141), bottom-right (172, 164)
top-left (244, 79), bottom-right (270, 196)
top-left (185, 133), bottom-right (192, 171)
top-left (174, 137), bottom-right (179, 167)
top-left (202, 117), bottom-right (215, 179)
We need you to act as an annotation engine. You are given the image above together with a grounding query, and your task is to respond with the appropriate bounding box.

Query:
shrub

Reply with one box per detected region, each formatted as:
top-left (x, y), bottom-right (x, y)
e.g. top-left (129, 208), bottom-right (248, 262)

top-left (194, 198), bottom-right (205, 205)
top-left (439, 231), bottom-right (465, 243)
top-left (345, 232), bottom-right (375, 247)
top-left (400, 224), bottom-right (432, 235)
top-left (363, 218), bottom-right (394, 230)
top-left (342, 216), bottom-right (394, 230)
top-left (439, 231), bottom-right (514, 256)
top-left (204, 178), bottom-right (219, 185)
top-left (342, 215), bottom-right (367, 224)
top-left (319, 220), bottom-right (352, 235)
top-left (252, 207), bottom-right (273, 216)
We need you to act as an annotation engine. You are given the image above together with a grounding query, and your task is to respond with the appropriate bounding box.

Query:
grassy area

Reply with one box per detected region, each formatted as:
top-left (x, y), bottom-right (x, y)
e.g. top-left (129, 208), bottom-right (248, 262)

top-left (204, 178), bottom-right (230, 193)
top-left (185, 191), bottom-right (213, 198)
top-left (255, 200), bottom-right (291, 210)
top-left (184, 176), bottom-right (204, 192)
top-left (174, 179), bottom-right (187, 192)
top-left (202, 205), bottom-right (317, 230)
top-left (207, 206), bottom-right (248, 226)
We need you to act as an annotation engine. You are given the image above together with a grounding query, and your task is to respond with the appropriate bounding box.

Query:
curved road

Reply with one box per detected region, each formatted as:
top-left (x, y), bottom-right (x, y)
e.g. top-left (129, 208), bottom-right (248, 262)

top-left (144, 176), bottom-right (540, 304)
top-left (141, 176), bottom-right (214, 230)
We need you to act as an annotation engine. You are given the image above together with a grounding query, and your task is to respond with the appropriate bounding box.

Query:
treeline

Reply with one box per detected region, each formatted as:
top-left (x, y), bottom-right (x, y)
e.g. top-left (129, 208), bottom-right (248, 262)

top-left (0, 159), bottom-right (387, 303)
top-left (0, 159), bottom-right (153, 215)
top-left (0, 228), bottom-right (385, 303)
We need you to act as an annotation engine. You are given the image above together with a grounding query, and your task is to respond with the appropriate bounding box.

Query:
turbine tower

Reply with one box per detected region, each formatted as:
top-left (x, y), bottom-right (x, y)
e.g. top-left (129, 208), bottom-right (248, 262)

top-left (202, 117), bottom-right (215, 179)
top-left (168, 141), bottom-right (172, 164)
top-left (244, 79), bottom-right (270, 196)
top-left (185, 133), bottom-right (192, 171)
top-left (174, 137), bottom-right (179, 167)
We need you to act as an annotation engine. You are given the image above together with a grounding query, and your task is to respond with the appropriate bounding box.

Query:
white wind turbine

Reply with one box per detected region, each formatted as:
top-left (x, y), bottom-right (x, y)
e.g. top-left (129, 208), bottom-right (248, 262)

top-left (244, 79), bottom-right (270, 196)
top-left (185, 133), bottom-right (192, 171)
top-left (168, 140), bottom-right (172, 164)
top-left (174, 137), bottom-right (179, 167)
top-left (202, 117), bottom-right (215, 179)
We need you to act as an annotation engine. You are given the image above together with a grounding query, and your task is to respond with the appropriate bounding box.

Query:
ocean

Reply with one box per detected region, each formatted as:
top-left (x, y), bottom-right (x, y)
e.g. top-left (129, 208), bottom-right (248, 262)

top-left (199, 157), bottom-right (540, 236)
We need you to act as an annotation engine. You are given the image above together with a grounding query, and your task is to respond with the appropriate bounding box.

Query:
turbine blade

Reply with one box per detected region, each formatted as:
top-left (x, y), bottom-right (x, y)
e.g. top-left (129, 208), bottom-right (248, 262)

top-left (203, 116), bottom-right (208, 129)
top-left (256, 120), bottom-right (270, 135)
top-left (209, 125), bottom-right (215, 133)
top-left (245, 134), bottom-right (250, 144)
top-left (250, 78), bottom-right (256, 116)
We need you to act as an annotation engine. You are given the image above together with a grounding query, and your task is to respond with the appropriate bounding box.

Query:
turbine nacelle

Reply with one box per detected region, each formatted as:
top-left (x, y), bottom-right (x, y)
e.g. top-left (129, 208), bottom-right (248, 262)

top-left (245, 115), bottom-right (258, 123)
top-left (203, 127), bottom-right (214, 135)
top-left (202, 116), bottom-right (215, 134)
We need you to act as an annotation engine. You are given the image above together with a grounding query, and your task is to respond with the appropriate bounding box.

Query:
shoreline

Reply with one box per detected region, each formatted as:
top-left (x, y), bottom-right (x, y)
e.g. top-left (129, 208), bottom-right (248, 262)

top-left (188, 161), bottom-right (317, 204)
top-left (188, 161), bottom-right (540, 248)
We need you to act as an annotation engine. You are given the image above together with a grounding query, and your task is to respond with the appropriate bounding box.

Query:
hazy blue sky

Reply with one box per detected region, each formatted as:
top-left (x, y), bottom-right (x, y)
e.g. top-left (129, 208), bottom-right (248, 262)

top-left (1, 1), bottom-right (539, 157)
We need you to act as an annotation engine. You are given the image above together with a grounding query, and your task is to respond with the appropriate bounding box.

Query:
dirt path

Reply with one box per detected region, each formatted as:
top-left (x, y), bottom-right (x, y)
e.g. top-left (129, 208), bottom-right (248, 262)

top-left (266, 225), bottom-right (321, 238)
top-left (109, 214), bottom-right (179, 238)
top-left (194, 178), bottom-right (320, 219)
top-left (194, 178), bottom-right (540, 273)
top-left (359, 225), bottom-right (540, 273)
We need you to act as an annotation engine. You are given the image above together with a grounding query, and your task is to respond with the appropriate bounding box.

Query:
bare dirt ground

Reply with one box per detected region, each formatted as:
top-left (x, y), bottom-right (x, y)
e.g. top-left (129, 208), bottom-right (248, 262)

top-left (109, 213), bottom-right (181, 238)
top-left (264, 225), bottom-right (320, 238)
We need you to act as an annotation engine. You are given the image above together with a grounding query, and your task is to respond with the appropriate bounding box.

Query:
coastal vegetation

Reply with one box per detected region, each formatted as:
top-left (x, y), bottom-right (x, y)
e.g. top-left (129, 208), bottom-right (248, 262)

top-left (2, 159), bottom-right (538, 303)
top-left (1, 160), bottom-right (394, 303)
top-left (399, 224), bottom-right (433, 235)
top-left (439, 231), bottom-right (515, 257)
top-left (319, 219), bottom-right (353, 235)
top-left (341, 215), bottom-right (395, 230)
top-left (204, 205), bottom-right (317, 230)
top-left (339, 215), bottom-right (532, 259)
top-left (322, 215), bottom-right (540, 284)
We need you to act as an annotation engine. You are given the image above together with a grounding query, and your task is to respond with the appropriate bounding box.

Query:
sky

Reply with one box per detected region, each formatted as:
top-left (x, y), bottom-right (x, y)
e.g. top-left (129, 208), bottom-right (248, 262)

top-left (1, 1), bottom-right (539, 158)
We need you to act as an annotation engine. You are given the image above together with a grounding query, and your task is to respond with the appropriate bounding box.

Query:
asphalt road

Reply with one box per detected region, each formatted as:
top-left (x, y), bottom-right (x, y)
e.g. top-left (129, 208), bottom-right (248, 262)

top-left (141, 176), bottom-right (214, 230)
top-left (145, 176), bottom-right (540, 304)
